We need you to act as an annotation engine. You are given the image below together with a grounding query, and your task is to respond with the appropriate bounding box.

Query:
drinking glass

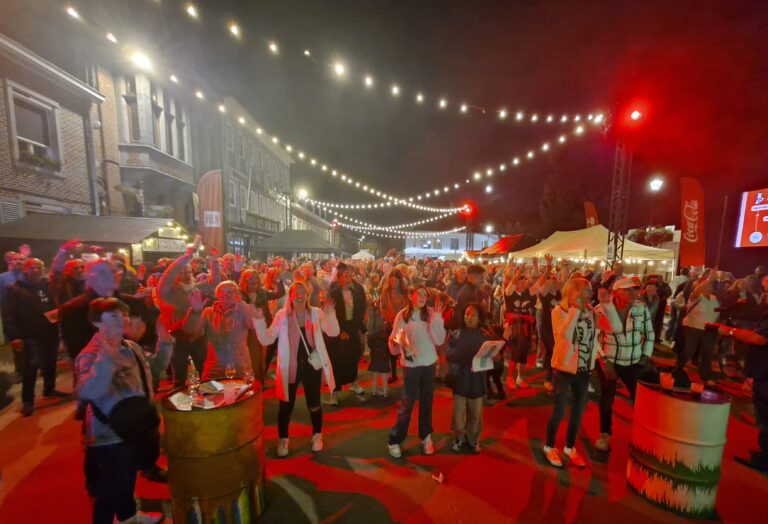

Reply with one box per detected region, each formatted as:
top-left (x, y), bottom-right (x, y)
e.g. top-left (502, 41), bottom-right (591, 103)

top-left (225, 363), bottom-right (236, 379)
top-left (243, 371), bottom-right (254, 389)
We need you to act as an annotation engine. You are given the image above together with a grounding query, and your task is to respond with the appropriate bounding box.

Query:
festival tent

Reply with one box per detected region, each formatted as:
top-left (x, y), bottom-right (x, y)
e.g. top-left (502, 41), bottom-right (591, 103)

top-left (506, 225), bottom-right (675, 261)
top-left (351, 249), bottom-right (375, 260)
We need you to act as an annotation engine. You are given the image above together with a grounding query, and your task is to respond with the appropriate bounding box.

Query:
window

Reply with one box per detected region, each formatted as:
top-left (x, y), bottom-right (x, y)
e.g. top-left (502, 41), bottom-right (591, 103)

top-left (228, 180), bottom-right (237, 207)
top-left (238, 133), bottom-right (246, 170)
top-left (125, 76), bottom-right (136, 95)
top-left (164, 113), bottom-right (174, 156)
top-left (8, 83), bottom-right (61, 168)
top-left (123, 75), bottom-right (140, 142)
top-left (174, 100), bottom-right (186, 161)
top-left (450, 238), bottom-right (459, 250)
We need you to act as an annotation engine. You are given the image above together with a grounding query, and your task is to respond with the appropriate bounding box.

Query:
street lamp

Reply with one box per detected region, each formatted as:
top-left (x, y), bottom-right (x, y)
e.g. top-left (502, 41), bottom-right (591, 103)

top-left (485, 224), bottom-right (494, 233)
top-left (297, 188), bottom-right (309, 200)
top-left (648, 175), bottom-right (664, 226)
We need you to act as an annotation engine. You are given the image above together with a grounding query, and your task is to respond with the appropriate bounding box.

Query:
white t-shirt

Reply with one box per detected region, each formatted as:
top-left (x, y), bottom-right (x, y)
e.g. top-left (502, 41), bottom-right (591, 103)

top-left (682, 294), bottom-right (719, 330)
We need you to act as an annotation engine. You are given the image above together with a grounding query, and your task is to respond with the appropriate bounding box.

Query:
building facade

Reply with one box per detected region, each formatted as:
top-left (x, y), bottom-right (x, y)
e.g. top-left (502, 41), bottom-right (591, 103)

top-left (0, 34), bottom-right (104, 223)
top-left (404, 231), bottom-right (500, 259)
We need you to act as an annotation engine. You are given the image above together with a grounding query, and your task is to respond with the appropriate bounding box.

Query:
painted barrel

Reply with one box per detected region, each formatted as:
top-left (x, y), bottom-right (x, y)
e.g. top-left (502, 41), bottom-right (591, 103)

top-left (626, 382), bottom-right (731, 519)
top-left (162, 379), bottom-right (265, 523)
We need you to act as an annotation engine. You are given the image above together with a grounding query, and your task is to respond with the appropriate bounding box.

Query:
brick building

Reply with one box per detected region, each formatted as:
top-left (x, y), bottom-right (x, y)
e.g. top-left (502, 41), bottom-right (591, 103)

top-left (0, 33), bottom-right (104, 223)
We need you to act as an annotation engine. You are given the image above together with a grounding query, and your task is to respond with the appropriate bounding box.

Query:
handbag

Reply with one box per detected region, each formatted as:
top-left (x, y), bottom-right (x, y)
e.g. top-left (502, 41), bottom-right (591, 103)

top-left (295, 315), bottom-right (323, 371)
top-left (89, 344), bottom-right (160, 470)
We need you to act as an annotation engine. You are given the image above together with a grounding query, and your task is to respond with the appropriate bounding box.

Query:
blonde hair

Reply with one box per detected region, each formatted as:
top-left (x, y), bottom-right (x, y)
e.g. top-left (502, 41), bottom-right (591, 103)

top-left (284, 281), bottom-right (309, 314)
top-left (561, 277), bottom-right (591, 308)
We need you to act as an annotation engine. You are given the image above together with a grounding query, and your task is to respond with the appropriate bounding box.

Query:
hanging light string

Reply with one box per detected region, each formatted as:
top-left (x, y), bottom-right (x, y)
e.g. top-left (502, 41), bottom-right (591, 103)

top-left (172, 2), bottom-right (603, 127)
top-left (63, 4), bottom-right (602, 212)
top-left (334, 220), bottom-right (466, 238)
top-left (322, 209), bottom-right (458, 231)
top-left (300, 197), bottom-right (462, 213)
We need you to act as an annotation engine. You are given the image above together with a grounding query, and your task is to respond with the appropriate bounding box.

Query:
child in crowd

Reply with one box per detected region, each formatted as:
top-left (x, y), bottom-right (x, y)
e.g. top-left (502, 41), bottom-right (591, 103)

top-left (367, 299), bottom-right (391, 396)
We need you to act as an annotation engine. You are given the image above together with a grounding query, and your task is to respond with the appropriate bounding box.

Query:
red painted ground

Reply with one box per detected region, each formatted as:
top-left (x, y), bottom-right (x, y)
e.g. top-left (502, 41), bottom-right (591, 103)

top-left (0, 345), bottom-right (765, 523)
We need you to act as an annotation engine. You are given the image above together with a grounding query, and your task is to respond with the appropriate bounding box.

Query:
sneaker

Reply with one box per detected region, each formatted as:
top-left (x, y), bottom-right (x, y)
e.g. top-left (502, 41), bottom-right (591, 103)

top-left (43, 390), bottom-right (70, 398)
top-left (471, 442), bottom-right (482, 454)
top-left (324, 393), bottom-right (339, 406)
top-left (311, 433), bottom-right (323, 452)
top-left (515, 378), bottom-right (529, 389)
top-left (451, 438), bottom-right (464, 452)
top-left (544, 381), bottom-right (554, 392)
top-left (563, 447), bottom-right (586, 468)
top-left (535, 360), bottom-right (544, 369)
top-left (595, 433), bottom-right (611, 452)
top-left (21, 402), bottom-right (34, 417)
top-left (422, 434), bottom-right (435, 455)
top-left (277, 438), bottom-right (290, 458)
top-left (543, 446), bottom-right (563, 467)
top-left (349, 383), bottom-right (365, 395)
top-left (388, 443), bottom-right (402, 458)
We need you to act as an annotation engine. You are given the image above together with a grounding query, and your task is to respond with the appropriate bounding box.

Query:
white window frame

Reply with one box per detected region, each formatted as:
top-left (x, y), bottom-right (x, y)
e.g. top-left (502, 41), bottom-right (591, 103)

top-left (5, 79), bottom-right (62, 172)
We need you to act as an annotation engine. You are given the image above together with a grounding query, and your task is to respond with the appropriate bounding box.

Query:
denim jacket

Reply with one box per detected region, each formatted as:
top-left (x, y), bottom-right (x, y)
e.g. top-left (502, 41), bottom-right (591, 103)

top-left (75, 334), bottom-right (171, 447)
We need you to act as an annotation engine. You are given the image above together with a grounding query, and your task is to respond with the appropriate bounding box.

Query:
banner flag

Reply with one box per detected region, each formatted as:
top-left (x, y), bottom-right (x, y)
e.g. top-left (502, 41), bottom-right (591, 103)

top-left (197, 170), bottom-right (225, 254)
top-left (680, 177), bottom-right (706, 266)
top-left (584, 200), bottom-right (600, 227)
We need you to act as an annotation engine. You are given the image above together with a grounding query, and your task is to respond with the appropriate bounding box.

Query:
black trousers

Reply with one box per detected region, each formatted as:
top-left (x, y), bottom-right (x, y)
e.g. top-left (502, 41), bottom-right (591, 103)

top-left (277, 349), bottom-right (322, 438)
top-left (170, 336), bottom-right (207, 388)
top-left (20, 337), bottom-right (58, 403)
top-left (84, 442), bottom-right (138, 524)
top-left (596, 362), bottom-right (644, 435)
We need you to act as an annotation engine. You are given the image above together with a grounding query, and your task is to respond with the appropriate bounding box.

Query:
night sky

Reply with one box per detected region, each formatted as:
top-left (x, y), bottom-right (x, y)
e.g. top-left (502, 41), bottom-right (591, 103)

top-left (1, 0), bottom-right (767, 269)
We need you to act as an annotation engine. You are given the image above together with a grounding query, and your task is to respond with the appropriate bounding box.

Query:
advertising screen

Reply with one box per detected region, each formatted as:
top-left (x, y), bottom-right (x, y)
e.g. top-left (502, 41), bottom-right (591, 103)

top-left (735, 188), bottom-right (768, 248)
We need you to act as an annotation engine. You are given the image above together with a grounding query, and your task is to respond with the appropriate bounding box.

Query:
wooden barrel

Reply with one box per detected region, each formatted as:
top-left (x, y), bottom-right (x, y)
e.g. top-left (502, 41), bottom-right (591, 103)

top-left (162, 380), bottom-right (265, 523)
top-left (626, 382), bottom-right (731, 519)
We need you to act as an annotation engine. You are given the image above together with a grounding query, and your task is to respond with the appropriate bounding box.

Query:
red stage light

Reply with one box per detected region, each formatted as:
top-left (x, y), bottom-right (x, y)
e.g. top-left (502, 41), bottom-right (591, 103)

top-left (621, 100), bottom-right (649, 129)
top-left (459, 203), bottom-right (476, 217)
top-left (630, 110), bottom-right (642, 120)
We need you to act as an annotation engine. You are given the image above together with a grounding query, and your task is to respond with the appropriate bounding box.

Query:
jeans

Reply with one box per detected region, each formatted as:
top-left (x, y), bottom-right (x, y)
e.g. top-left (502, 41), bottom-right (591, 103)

top-left (545, 370), bottom-right (590, 448)
top-left (388, 364), bottom-right (436, 444)
top-left (84, 443), bottom-right (138, 524)
top-left (170, 336), bottom-right (207, 388)
top-left (678, 326), bottom-right (717, 380)
top-left (20, 338), bottom-right (58, 403)
top-left (452, 394), bottom-right (483, 445)
top-left (754, 379), bottom-right (768, 464)
top-left (596, 362), bottom-right (644, 435)
top-left (277, 348), bottom-right (322, 438)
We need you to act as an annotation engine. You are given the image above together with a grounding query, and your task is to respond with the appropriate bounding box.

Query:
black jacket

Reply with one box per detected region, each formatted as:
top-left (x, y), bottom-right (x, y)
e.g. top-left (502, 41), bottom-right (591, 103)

top-left (2, 276), bottom-right (58, 342)
top-left (446, 328), bottom-right (488, 399)
top-left (328, 281), bottom-right (367, 334)
top-left (59, 289), bottom-right (143, 359)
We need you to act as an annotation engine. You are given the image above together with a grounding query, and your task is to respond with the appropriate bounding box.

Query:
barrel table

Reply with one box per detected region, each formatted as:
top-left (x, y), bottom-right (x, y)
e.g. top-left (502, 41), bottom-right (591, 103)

top-left (626, 382), bottom-right (731, 519)
top-left (162, 379), bottom-right (265, 523)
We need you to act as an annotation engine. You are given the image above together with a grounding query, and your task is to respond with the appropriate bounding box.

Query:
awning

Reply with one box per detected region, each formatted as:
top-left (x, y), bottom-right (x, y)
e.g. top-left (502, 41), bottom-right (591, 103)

top-left (0, 214), bottom-right (182, 244)
top-left (478, 234), bottom-right (534, 256)
top-left (253, 229), bottom-right (337, 254)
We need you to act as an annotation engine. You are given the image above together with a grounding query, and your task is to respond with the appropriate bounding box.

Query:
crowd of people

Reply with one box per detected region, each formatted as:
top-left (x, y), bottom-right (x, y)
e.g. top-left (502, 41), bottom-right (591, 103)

top-left (1, 238), bottom-right (767, 523)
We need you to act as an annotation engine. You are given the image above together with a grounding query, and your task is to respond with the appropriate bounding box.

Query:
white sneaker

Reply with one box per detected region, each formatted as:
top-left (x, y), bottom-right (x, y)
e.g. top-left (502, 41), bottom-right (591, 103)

top-left (388, 443), bottom-right (402, 458)
top-left (311, 433), bottom-right (323, 452)
top-left (325, 392), bottom-right (339, 406)
top-left (564, 446), bottom-right (586, 468)
top-left (422, 434), bottom-right (435, 455)
top-left (543, 446), bottom-right (563, 467)
top-left (350, 383), bottom-right (365, 395)
top-left (277, 438), bottom-right (290, 458)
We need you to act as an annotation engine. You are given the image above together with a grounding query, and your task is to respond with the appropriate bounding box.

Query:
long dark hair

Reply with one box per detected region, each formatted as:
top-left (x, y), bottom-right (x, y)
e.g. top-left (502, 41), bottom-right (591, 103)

top-left (402, 284), bottom-right (430, 323)
top-left (456, 302), bottom-right (486, 329)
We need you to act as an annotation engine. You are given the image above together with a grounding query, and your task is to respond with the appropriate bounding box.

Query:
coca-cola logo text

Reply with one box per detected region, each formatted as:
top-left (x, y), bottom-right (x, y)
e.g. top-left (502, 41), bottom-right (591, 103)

top-left (683, 199), bottom-right (699, 243)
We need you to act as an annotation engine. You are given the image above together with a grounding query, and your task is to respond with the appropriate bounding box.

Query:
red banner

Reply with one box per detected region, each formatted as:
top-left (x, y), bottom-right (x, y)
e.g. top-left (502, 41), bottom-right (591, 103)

top-left (583, 200), bottom-right (599, 227)
top-left (679, 178), bottom-right (705, 266)
top-left (196, 170), bottom-right (225, 254)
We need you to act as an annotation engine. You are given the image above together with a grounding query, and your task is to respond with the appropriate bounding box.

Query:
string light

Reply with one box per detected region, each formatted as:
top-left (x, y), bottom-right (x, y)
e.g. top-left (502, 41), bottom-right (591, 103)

top-left (106, 32), bottom-right (118, 44)
top-left (333, 62), bottom-right (346, 76)
top-left (332, 218), bottom-right (466, 238)
top-left (228, 23), bottom-right (241, 38)
top-left (169, 74), bottom-right (178, 83)
top-left (66, 6), bottom-right (80, 19)
top-left (391, 84), bottom-right (400, 96)
top-left (185, 4), bottom-right (198, 19)
top-left (364, 75), bottom-right (374, 87)
top-left (269, 42), bottom-right (279, 54)
top-left (323, 209), bottom-right (458, 231)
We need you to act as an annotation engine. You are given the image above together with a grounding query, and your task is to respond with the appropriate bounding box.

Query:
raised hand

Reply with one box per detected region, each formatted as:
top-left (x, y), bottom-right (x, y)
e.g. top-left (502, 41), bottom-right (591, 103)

top-left (433, 296), bottom-right (445, 315)
top-left (187, 234), bottom-right (203, 255)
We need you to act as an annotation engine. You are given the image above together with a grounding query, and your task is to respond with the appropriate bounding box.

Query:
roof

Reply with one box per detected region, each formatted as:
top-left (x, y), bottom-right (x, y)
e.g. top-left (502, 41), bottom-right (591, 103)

top-left (0, 215), bottom-right (182, 244)
top-left (253, 229), bottom-right (338, 253)
top-left (478, 234), bottom-right (535, 256)
top-left (507, 225), bottom-right (675, 261)
top-left (0, 33), bottom-right (105, 103)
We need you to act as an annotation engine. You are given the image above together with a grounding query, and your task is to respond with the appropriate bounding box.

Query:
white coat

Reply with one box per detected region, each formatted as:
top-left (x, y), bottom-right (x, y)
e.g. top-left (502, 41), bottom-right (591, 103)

top-left (255, 306), bottom-right (339, 402)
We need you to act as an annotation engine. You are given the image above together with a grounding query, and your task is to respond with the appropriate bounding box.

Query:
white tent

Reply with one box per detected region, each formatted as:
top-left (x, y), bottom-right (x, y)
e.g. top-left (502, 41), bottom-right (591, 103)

top-left (507, 225), bottom-right (674, 261)
top-left (351, 249), bottom-right (375, 260)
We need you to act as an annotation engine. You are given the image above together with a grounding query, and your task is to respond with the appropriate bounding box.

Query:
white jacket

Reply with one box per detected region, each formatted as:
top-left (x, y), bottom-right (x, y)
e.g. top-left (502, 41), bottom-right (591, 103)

top-left (255, 306), bottom-right (339, 402)
top-left (550, 305), bottom-right (597, 373)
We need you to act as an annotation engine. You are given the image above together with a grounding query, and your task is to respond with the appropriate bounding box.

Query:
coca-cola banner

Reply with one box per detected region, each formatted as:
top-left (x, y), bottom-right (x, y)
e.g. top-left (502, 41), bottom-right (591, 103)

top-left (583, 200), bottom-right (600, 227)
top-left (679, 177), bottom-right (705, 267)
top-left (197, 170), bottom-right (225, 254)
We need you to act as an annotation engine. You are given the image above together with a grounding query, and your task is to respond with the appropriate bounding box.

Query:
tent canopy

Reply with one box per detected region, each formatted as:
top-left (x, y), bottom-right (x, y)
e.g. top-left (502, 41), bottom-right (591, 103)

top-left (351, 249), bottom-right (375, 260)
top-left (507, 225), bottom-right (674, 261)
top-left (0, 215), bottom-right (182, 244)
top-left (253, 229), bottom-right (337, 253)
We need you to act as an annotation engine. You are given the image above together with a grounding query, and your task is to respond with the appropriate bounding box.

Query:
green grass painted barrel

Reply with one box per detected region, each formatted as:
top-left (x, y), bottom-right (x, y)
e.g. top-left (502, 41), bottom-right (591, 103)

top-left (162, 379), bottom-right (265, 523)
top-left (627, 382), bottom-right (731, 519)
